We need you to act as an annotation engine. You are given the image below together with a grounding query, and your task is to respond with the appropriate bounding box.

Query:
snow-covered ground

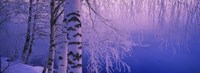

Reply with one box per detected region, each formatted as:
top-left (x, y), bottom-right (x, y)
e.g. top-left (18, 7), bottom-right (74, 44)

top-left (1, 57), bottom-right (44, 73)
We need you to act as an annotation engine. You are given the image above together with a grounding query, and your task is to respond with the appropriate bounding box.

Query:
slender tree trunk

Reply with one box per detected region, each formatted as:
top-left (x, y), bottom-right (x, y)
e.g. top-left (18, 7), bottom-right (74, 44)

top-left (21, 0), bottom-right (33, 63)
top-left (47, 22), bottom-right (56, 73)
top-left (64, 0), bottom-right (82, 73)
top-left (25, 14), bottom-right (36, 64)
top-left (47, 0), bottom-right (56, 73)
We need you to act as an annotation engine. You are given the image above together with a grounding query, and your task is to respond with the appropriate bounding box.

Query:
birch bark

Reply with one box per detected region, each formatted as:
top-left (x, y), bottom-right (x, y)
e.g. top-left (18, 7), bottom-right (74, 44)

top-left (64, 0), bottom-right (82, 73)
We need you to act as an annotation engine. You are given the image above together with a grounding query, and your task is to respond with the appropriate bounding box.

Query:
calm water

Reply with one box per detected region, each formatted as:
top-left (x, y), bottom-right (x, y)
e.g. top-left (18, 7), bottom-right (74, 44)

top-left (83, 33), bottom-right (200, 73)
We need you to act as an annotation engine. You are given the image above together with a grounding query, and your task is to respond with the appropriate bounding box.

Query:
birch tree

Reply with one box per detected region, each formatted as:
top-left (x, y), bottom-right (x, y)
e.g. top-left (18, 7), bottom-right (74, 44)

top-left (47, 0), bottom-right (57, 72)
top-left (47, 0), bottom-right (64, 73)
top-left (21, 0), bottom-right (46, 64)
top-left (64, 0), bottom-right (82, 73)
top-left (21, 0), bottom-right (34, 64)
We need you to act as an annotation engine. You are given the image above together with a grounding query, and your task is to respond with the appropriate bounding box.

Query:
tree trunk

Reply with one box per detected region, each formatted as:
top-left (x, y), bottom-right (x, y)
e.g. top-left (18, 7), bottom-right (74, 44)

top-left (47, 16), bottom-right (56, 73)
top-left (47, 0), bottom-right (56, 73)
top-left (25, 14), bottom-right (36, 64)
top-left (58, 44), bottom-right (67, 73)
top-left (21, 0), bottom-right (33, 63)
top-left (64, 0), bottom-right (82, 73)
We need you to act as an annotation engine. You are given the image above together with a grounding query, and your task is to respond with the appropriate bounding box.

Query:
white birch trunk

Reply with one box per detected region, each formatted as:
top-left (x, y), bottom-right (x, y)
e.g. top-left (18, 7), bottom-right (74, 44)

top-left (47, 0), bottom-right (56, 73)
top-left (47, 20), bottom-right (56, 73)
top-left (64, 0), bottom-right (82, 73)
top-left (58, 44), bottom-right (67, 73)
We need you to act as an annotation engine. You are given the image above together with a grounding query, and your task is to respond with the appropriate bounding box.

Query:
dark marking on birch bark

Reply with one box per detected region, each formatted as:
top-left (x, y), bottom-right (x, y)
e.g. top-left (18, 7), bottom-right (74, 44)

top-left (68, 59), bottom-right (75, 65)
top-left (48, 58), bottom-right (54, 61)
top-left (50, 44), bottom-right (56, 48)
top-left (67, 33), bottom-right (70, 40)
top-left (63, 18), bottom-right (67, 22)
top-left (68, 51), bottom-right (81, 61)
top-left (67, 27), bottom-right (76, 31)
top-left (67, 12), bottom-right (80, 17)
top-left (59, 56), bottom-right (63, 60)
top-left (50, 1), bottom-right (54, 7)
top-left (48, 69), bottom-right (53, 71)
top-left (73, 53), bottom-right (82, 61)
top-left (78, 46), bottom-right (82, 49)
top-left (68, 42), bottom-right (81, 45)
top-left (67, 36), bottom-right (70, 40)
top-left (67, 16), bottom-right (80, 23)
top-left (68, 51), bottom-right (74, 56)
top-left (48, 62), bottom-right (52, 65)
top-left (67, 67), bottom-right (70, 70)
top-left (73, 33), bottom-right (82, 37)
top-left (67, 33), bottom-right (69, 36)
top-left (71, 64), bottom-right (82, 68)
top-left (75, 24), bottom-right (81, 28)
top-left (50, 49), bottom-right (53, 52)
